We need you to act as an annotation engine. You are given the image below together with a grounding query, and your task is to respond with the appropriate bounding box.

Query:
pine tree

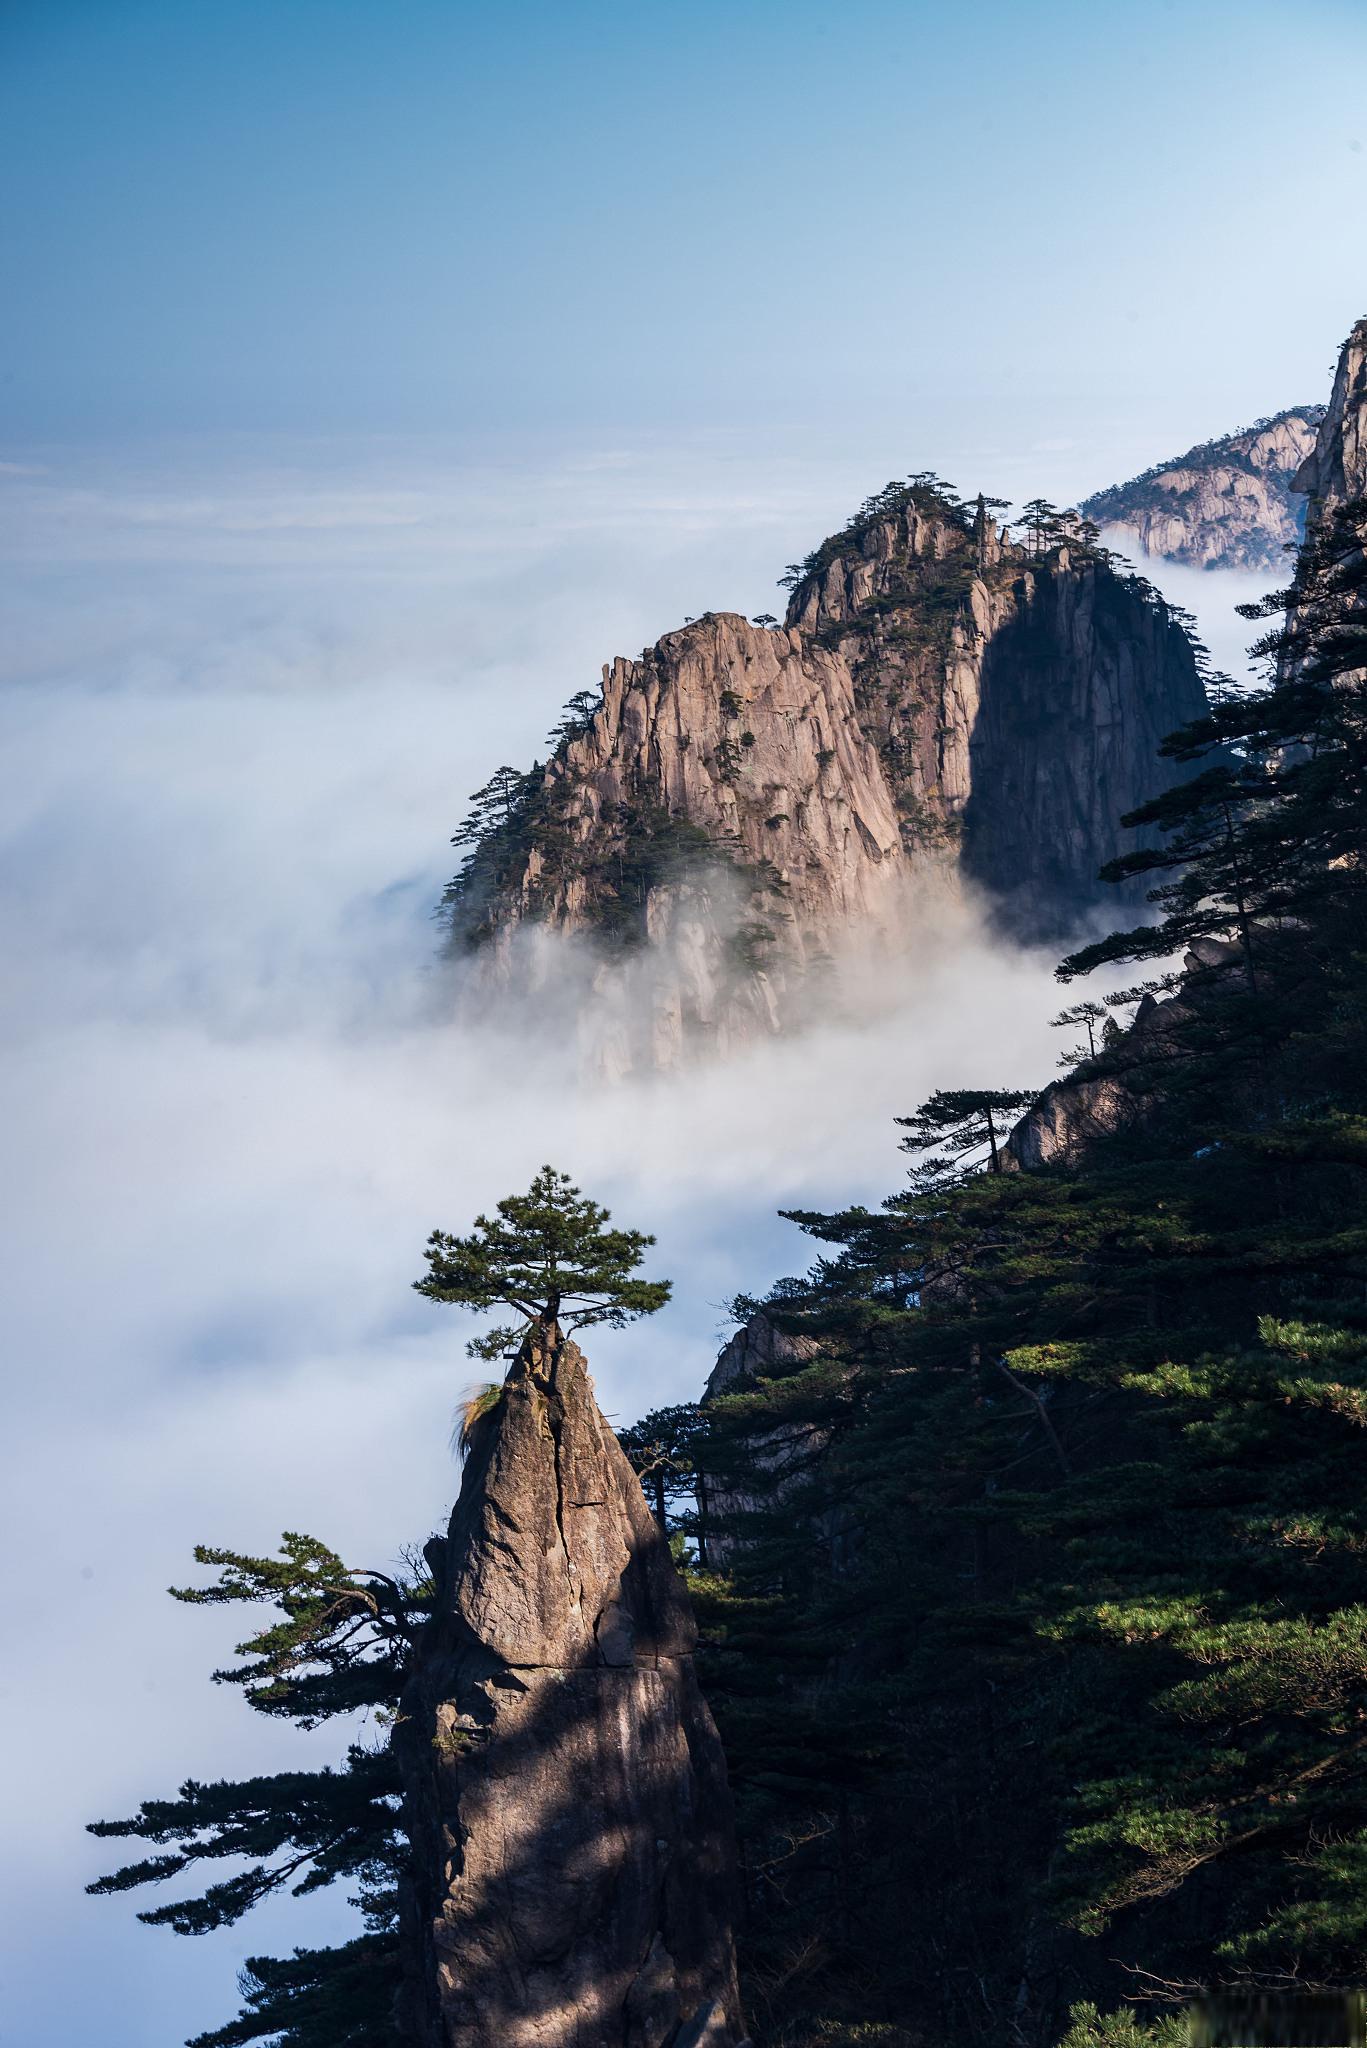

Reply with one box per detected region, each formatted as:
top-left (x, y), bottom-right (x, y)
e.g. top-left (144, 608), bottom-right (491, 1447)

top-left (86, 1173), bottom-right (673, 2046)
top-left (1017, 497), bottom-right (1063, 555)
top-left (87, 1534), bottom-right (429, 2046)
top-left (413, 1164), bottom-right (671, 1360)
top-left (1051, 998), bottom-right (1110, 1063)
top-left (439, 763), bottom-right (543, 949)
top-left (685, 485), bottom-right (1367, 2044)
top-left (546, 687), bottom-right (603, 749)
top-left (448, 766), bottom-right (530, 850)
top-left (1060, 492), bottom-right (1367, 994)
top-left (618, 1400), bottom-right (710, 1557)
top-left (895, 1085), bottom-right (1037, 1182)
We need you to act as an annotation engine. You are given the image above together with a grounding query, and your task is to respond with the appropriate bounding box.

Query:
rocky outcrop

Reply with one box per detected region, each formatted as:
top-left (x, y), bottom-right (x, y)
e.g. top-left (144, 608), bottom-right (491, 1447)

top-left (1081, 407), bottom-right (1323, 571)
top-left (1003, 1063), bottom-right (1138, 1171)
top-left (786, 503), bottom-right (1204, 932)
top-left (1292, 317), bottom-right (1367, 522)
top-left (448, 484), bottom-right (1207, 1064)
top-left (1004, 939), bottom-right (1248, 1171)
top-left (470, 608), bottom-right (909, 1065)
top-left (398, 1327), bottom-right (746, 2048)
top-left (706, 1311), bottom-right (822, 1400)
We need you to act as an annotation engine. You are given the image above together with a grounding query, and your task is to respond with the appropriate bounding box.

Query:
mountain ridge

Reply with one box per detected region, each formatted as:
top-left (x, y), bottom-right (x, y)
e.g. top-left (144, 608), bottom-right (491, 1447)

top-left (442, 479), bottom-right (1207, 1067)
top-left (1079, 404), bottom-right (1324, 570)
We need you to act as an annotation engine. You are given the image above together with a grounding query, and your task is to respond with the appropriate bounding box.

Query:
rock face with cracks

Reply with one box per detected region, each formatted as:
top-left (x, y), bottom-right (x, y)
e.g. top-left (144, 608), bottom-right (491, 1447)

top-left (452, 492), bottom-right (1207, 1066)
top-left (1080, 406), bottom-right (1323, 571)
top-left (397, 1327), bottom-right (747, 2048)
top-left (1293, 317), bottom-right (1367, 521)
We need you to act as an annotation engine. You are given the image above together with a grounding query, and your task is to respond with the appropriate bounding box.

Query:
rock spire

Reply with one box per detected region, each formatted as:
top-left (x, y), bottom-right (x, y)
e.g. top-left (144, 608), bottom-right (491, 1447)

top-left (397, 1325), bottom-right (748, 2048)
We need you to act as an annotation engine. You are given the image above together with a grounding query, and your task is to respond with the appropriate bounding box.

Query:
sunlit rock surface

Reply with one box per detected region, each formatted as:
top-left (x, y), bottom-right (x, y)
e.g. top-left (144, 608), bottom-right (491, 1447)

top-left (456, 496), bottom-right (1206, 1065)
top-left (1004, 939), bottom-right (1247, 1171)
top-left (1082, 406), bottom-right (1323, 571)
top-left (397, 1326), bottom-right (747, 2048)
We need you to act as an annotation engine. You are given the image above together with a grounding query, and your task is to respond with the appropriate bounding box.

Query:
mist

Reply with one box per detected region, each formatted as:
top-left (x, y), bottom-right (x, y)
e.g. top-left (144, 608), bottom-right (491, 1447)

top-left (0, 433), bottom-right (1264, 2046)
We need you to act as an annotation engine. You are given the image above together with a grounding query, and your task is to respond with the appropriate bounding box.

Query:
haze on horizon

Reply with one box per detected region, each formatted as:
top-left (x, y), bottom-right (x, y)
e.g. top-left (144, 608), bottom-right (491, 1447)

top-left (3, 2), bottom-right (1367, 2044)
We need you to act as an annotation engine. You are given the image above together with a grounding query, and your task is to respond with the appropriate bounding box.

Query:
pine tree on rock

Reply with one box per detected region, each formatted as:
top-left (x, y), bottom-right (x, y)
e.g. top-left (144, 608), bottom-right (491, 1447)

top-left (399, 1269), bottom-right (747, 2045)
top-left (85, 1175), bottom-right (692, 2048)
top-left (449, 767), bottom-right (530, 850)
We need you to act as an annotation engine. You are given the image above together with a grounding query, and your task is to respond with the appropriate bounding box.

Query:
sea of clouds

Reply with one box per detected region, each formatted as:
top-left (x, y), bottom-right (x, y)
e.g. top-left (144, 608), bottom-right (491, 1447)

top-left (0, 433), bottom-right (1271, 2044)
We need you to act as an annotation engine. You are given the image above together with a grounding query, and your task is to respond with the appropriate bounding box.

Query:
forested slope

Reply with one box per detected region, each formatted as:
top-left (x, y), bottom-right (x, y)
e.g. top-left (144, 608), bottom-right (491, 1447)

top-left (660, 322), bottom-right (1367, 2046)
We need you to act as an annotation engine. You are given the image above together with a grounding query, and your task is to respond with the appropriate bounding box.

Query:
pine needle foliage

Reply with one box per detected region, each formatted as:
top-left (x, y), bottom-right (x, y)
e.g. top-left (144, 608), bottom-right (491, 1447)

top-left (677, 482), bottom-right (1367, 2044)
top-left (618, 1401), bottom-right (713, 1552)
top-left (414, 1163), bottom-right (671, 1359)
top-left (185, 1935), bottom-right (398, 2048)
top-left (168, 1532), bottom-right (424, 1725)
top-left (88, 1168), bottom-right (669, 2045)
top-left (895, 1085), bottom-right (1038, 1182)
top-left (87, 1535), bottom-right (430, 2046)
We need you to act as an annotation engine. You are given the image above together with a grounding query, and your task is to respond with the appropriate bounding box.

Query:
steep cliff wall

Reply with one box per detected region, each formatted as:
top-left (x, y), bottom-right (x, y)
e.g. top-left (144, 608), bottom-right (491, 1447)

top-left (784, 500), bottom-right (1207, 933)
top-left (1293, 316), bottom-right (1367, 521)
top-left (1081, 406), bottom-right (1323, 570)
top-left (445, 480), bottom-right (1206, 1063)
top-left (961, 559), bottom-right (1205, 927)
top-left (468, 608), bottom-right (909, 1062)
top-left (397, 1327), bottom-right (746, 2048)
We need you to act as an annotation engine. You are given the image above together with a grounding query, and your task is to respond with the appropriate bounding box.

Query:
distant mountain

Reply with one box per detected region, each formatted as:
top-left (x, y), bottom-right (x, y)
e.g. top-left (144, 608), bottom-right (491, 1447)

top-left (1081, 405), bottom-right (1324, 571)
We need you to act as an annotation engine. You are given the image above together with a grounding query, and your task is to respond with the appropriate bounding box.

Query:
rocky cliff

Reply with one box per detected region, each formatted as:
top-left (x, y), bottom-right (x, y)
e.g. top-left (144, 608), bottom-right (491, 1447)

top-left (1292, 316), bottom-right (1367, 521)
top-left (397, 1325), bottom-right (747, 2048)
top-left (1081, 406), bottom-right (1323, 571)
top-left (1004, 938), bottom-right (1246, 1171)
top-left (445, 479), bottom-right (1207, 1064)
top-left (1010, 321), bottom-right (1367, 1174)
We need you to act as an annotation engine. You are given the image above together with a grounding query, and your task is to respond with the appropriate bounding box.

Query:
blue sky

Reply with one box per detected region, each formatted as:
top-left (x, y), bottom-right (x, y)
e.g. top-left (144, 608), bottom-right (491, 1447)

top-left (4, 0), bottom-right (1366, 444)
top-left (3, 4), bottom-right (1367, 2044)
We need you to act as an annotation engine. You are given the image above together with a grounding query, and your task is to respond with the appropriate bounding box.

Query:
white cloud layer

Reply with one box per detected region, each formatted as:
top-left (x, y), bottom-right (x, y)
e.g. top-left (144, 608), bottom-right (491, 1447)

top-left (0, 435), bottom-right (1262, 2046)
